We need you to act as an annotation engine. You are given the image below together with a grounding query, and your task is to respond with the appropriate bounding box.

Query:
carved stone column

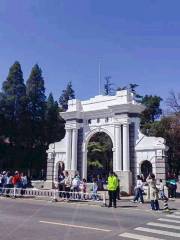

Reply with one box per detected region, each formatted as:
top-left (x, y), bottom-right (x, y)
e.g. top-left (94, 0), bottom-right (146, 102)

top-left (65, 129), bottom-right (72, 170)
top-left (71, 129), bottom-right (78, 174)
top-left (123, 123), bottom-right (130, 171)
top-left (115, 124), bottom-right (122, 171)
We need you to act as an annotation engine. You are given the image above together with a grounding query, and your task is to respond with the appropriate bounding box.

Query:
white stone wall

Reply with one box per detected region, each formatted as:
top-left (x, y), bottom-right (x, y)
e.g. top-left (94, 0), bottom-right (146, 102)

top-left (46, 90), bottom-right (168, 193)
top-left (136, 150), bottom-right (157, 175)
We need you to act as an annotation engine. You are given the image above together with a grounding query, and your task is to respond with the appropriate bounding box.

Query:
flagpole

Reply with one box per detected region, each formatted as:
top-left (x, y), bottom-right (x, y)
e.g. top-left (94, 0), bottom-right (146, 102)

top-left (98, 61), bottom-right (101, 95)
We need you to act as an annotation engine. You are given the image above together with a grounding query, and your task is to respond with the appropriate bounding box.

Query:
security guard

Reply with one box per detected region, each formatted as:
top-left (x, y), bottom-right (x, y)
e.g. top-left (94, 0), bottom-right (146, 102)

top-left (107, 171), bottom-right (118, 208)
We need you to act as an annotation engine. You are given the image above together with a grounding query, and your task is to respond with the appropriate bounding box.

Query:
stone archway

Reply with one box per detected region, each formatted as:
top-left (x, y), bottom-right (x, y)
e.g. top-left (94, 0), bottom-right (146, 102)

top-left (141, 160), bottom-right (152, 179)
top-left (82, 128), bottom-right (114, 180)
top-left (86, 131), bottom-right (113, 181)
top-left (55, 161), bottom-right (65, 181)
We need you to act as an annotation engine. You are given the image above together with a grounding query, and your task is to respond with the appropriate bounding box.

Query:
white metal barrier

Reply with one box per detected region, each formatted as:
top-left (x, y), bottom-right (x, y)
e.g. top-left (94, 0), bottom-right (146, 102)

top-left (0, 187), bottom-right (106, 205)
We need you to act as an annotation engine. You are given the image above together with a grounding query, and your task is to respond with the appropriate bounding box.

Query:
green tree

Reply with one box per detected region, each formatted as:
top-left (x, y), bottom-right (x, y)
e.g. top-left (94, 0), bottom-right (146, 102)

top-left (0, 61), bottom-right (27, 144)
top-left (117, 83), bottom-right (143, 101)
top-left (87, 133), bottom-right (113, 177)
top-left (104, 76), bottom-right (114, 95)
top-left (146, 116), bottom-right (180, 174)
top-left (129, 83), bottom-right (143, 101)
top-left (45, 93), bottom-right (65, 145)
top-left (141, 95), bottom-right (162, 134)
top-left (117, 86), bottom-right (127, 91)
top-left (59, 82), bottom-right (75, 111)
top-left (0, 61), bottom-right (28, 170)
top-left (26, 64), bottom-right (46, 146)
top-left (26, 64), bottom-right (47, 173)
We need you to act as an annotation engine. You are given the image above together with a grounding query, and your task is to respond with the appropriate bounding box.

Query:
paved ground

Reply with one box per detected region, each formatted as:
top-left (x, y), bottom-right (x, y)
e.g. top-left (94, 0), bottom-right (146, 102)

top-left (0, 197), bottom-right (180, 240)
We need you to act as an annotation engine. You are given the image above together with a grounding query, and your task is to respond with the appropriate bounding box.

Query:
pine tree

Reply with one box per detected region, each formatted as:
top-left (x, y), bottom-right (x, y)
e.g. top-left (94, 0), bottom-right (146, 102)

top-left (26, 64), bottom-right (46, 144)
top-left (45, 93), bottom-right (65, 145)
top-left (59, 81), bottom-right (75, 111)
top-left (104, 76), bottom-right (114, 95)
top-left (26, 64), bottom-right (47, 173)
top-left (0, 61), bottom-right (27, 144)
top-left (26, 64), bottom-right (46, 121)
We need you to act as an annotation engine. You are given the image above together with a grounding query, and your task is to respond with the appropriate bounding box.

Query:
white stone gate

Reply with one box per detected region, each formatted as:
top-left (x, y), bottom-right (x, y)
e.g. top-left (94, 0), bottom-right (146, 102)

top-left (46, 90), bottom-right (168, 194)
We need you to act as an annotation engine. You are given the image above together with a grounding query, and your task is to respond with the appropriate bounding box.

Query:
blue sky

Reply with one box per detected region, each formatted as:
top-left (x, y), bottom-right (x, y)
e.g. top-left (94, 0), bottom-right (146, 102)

top-left (0, 0), bottom-right (179, 104)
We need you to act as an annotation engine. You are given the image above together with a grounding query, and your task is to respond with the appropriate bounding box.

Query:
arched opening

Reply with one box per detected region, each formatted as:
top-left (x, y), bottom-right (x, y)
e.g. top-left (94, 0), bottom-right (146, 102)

top-left (141, 160), bottom-right (152, 179)
top-left (87, 132), bottom-right (113, 182)
top-left (58, 161), bottom-right (65, 177)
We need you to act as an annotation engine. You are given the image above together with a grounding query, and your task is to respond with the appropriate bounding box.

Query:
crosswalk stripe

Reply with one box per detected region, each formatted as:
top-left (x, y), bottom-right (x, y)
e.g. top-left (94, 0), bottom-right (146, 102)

top-left (147, 222), bottom-right (180, 230)
top-left (174, 212), bottom-right (180, 215)
top-left (165, 214), bottom-right (180, 219)
top-left (158, 218), bottom-right (180, 224)
top-left (135, 227), bottom-right (180, 237)
top-left (119, 232), bottom-right (165, 240)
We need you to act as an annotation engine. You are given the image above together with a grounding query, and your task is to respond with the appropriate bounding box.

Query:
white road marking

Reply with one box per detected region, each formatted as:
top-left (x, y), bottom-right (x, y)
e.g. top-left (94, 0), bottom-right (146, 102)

top-left (158, 218), bottom-right (180, 224)
top-left (39, 220), bottom-right (112, 232)
top-left (165, 214), bottom-right (180, 219)
top-left (119, 232), bottom-right (165, 240)
top-left (147, 222), bottom-right (180, 230)
top-left (174, 212), bottom-right (180, 215)
top-left (135, 227), bottom-right (180, 237)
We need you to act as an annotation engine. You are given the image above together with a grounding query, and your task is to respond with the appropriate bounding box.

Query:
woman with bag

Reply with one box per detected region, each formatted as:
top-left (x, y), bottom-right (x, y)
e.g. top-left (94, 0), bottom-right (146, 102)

top-left (132, 175), bottom-right (144, 203)
top-left (147, 173), bottom-right (159, 211)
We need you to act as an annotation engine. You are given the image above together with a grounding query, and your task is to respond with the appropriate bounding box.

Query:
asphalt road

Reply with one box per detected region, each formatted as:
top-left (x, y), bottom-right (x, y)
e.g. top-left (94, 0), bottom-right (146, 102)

top-left (0, 197), bottom-right (180, 240)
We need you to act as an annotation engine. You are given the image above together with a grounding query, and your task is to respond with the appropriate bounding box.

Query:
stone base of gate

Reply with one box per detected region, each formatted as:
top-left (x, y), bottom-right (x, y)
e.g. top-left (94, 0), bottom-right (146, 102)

top-left (44, 180), bottom-right (54, 189)
top-left (115, 171), bottom-right (132, 195)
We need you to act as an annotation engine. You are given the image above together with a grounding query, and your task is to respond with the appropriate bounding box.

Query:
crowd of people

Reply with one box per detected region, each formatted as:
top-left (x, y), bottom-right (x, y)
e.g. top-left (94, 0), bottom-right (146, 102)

top-left (0, 171), bottom-right (28, 195)
top-left (132, 173), bottom-right (177, 211)
top-left (57, 170), bottom-right (178, 209)
top-left (57, 170), bottom-right (120, 204)
top-left (0, 168), bottom-right (178, 210)
top-left (58, 171), bottom-right (105, 200)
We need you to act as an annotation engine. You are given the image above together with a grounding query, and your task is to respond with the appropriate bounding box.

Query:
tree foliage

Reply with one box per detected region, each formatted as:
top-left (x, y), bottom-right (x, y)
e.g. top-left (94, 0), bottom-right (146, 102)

top-left (26, 64), bottom-right (46, 147)
top-left (0, 62), bottom-right (65, 177)
top-left (0, 61), bottom-right (27, 145)
top-left (166, 91), bottom-right (180, 114)
top-left (59, 81), bottom-right (75, 111)
top-left (104, 76), bottom-right (114, 95)
top-left (45, 93), bottom-right (65, 146)
top-left (141, 95), bottom-right (162, 128)
top-left (145, 115), bottom-right (180, 174)
top-left (87, 133), bottom-right (113, 177)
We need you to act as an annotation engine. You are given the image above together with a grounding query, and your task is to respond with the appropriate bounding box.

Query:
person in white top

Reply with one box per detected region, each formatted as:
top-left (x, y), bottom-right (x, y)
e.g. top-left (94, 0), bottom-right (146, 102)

top-left (133, 175), bottom-right (144, 203)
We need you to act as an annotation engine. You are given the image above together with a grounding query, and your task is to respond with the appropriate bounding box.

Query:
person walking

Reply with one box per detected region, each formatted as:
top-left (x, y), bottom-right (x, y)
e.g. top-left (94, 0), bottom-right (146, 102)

top-left (133, 175), bottom-right (144, 203)
top-left (169, 178), bottom-right (177, 199)
top-left (159, 179), bottom-right (166, 200)
top-left (71, 175), bottom-right (81, 192)
top-left (20, 173), bottom-right (27, 196)
top-left (80, 178), bottom-right (87, 200)
top-left (147, 173), bottom-right (159, 211)
top-left (58, 172), bottom-right (65, 198)
top-left (64, 171), bottom-right (71, 199)
top-left (91, 178), bottom-right (98, 200)
top-left (107, 171), bottom-right (118, 208)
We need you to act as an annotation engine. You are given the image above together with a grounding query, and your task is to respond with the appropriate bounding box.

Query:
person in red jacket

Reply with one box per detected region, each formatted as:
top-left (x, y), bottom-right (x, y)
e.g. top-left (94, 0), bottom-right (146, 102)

top-left (12, 171), bottom-right (21, 188)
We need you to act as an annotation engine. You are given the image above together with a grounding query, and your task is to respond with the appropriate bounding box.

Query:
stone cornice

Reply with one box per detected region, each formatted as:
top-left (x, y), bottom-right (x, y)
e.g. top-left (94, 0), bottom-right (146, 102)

top-left (109, 103), bottom-right (145, 114)
top-left (60, 103), bottom-right (145, 121)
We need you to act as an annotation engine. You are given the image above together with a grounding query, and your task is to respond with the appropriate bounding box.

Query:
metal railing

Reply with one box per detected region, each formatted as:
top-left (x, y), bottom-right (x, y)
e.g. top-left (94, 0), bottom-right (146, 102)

top-left (0, 187), bottom-right (106, 205)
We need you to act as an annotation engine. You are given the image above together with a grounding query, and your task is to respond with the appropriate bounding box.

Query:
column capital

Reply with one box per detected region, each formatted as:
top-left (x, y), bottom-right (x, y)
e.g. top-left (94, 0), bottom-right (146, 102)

top-left (65, 122), bottom-right (81, 130)
top-left (114, 123), bottom-right (122, 127)
top-left (122, 119), bottom-right (130, 125)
